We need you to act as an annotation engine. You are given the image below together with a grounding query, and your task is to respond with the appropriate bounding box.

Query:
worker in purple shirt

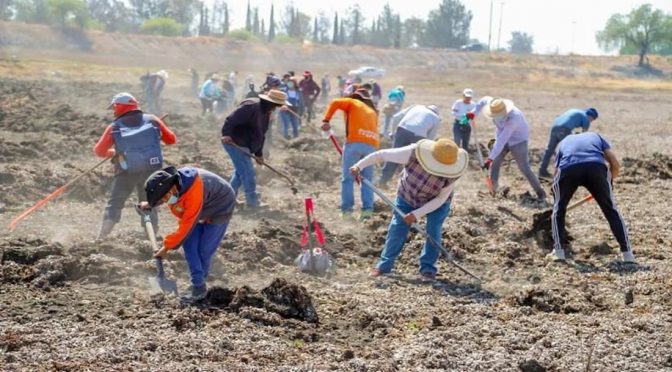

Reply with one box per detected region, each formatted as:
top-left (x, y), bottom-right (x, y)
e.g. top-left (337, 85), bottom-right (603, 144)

top-left (548, 132), bottom-right (634, 263)
top-left (539, 108), bottom-right (598, 178)
top-left (472, 96), bottom-right (547, 202)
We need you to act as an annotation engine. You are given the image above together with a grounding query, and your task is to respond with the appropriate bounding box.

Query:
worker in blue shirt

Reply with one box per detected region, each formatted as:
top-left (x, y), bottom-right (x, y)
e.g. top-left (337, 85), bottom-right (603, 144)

top-left (539, 108), bottom-right (598, 178)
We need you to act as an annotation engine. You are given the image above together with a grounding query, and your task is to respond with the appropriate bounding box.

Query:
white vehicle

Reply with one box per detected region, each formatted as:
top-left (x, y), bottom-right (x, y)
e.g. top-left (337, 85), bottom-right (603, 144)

top-left (347, 66), bottom-right (385, 78)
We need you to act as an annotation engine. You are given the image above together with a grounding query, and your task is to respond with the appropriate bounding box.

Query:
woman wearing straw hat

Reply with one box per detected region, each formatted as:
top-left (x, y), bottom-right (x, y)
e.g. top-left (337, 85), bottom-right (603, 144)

top-left (221, 89), bottom-right (290, 208)
top-left (472, 96), bottom-right (547, 202)
top-left (350, 138), bottom-right (468, 279)
top-left (322, 88), bottom-right (380, 220)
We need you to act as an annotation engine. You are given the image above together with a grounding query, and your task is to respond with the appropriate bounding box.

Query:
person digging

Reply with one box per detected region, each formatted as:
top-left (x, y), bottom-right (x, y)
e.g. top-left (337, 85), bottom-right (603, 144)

top-left (322, 88), bottom-right (380, 221)
top-left (94, 92), bottom-right (176, 240)
top-left (140, 166), bottom-right (236, 303)
top-left (350, 138), bottom-right (468, 280)
top-left (220, 89), bottom-right (290, 209)
top-left (539, 108), bottom-right (599, 178)
top-left (547, 132), bottom-right (635, 263)
top-left (471, 96), bottom-right (547, 204)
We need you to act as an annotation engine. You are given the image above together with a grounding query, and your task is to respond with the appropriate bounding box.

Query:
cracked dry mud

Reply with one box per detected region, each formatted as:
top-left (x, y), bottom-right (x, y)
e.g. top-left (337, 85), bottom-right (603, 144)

top-left (1, 76), bottom-right (671, 371)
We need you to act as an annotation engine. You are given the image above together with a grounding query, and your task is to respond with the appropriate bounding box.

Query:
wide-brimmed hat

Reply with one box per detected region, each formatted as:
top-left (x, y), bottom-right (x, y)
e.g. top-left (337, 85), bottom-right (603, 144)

top-left (351, 88), bottom-right (371, 100)
top-left (415, 138), bottom-right (468, 178)
top-left (259, 89), bottom-right (291, 106)
top-left (156, 70), bottom-right (168, 79)
top-left (145, 166), bottom-right (179, 207)
top-left (482, 97), bottom-right (514, 119)
top-left (462, 88), bottom-right (474, 98)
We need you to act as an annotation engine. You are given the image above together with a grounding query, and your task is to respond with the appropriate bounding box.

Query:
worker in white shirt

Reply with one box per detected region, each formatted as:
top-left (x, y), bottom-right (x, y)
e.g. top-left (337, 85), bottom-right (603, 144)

top-left (451, 88), bottom-right (476, 150)
top-left (379, 104), bottom-right (441, 187)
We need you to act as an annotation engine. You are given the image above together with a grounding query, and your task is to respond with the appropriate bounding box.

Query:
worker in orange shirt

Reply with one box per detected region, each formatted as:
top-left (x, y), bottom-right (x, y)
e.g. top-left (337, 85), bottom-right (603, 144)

top-left (142, 166), bottom-right (236, 303)
top-left (321, 89), bottom-right (380, 220)
top-left (94, 92), bottom-right (176, 239)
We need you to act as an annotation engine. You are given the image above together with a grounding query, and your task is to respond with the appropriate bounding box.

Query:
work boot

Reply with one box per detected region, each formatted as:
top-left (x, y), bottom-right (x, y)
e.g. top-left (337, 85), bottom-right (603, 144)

top-left (181, 284), bottom-right (207, 304)
top-left (341, 211), bottom-right (356, 221)
top-left (97, 219), bottom-right (116, 240)
top-left (359, 210), bottom-right (374, 221)
top-left (622, 250), bottom-right (636, 264)
top-left (539, 170), bottom-right (553, 179)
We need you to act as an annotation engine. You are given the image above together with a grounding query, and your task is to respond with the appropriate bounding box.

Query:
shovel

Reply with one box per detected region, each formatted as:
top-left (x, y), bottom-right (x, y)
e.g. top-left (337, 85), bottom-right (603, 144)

top-left (139, 210), bottom-right (178, 295)
top-left (295, 197), bottom-right (334, 277)
top-left (361, 178), bottom-right (482, 282)
top-left (471, 120), bottom-right (495, 195)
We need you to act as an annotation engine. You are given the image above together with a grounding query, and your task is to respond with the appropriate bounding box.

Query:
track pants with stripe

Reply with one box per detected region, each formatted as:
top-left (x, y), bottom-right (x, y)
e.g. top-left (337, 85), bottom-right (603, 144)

top-left (551, 162), bottom-right (631, 252)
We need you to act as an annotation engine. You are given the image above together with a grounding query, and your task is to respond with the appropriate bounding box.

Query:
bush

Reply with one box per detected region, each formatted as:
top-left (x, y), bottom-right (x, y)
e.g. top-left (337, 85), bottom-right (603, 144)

top-left (141, 17), bottom-right (184, 37)
top-left (273, 34), bottom-right (301, 44)
top-left (47, 0), bottom-right (88, 28)
top-left (227, 29), bottom-right (257, 41)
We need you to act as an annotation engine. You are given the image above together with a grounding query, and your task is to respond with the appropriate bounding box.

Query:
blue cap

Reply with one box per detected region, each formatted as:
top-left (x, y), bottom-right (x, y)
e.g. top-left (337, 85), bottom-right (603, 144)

top-left (586, 108), bottom-right (598, 119)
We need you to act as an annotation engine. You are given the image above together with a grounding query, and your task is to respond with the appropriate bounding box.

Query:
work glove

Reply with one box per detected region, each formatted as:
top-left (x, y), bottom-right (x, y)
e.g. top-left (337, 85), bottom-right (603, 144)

top-left (321, 121), bottom-right (331, 131)
top-left (483, 159), bottom-right (493, 170)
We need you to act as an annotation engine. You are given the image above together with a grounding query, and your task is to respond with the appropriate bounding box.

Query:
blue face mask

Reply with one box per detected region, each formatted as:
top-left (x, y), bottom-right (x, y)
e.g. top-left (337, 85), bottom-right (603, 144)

top-left (167, 194), bottom-right (178, 205)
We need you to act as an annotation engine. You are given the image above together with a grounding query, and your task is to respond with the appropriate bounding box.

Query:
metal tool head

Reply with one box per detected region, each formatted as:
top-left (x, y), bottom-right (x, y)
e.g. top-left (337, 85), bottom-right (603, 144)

top-left (148, 258), bottom-right (178, 295)
top-left (294, 248), bottom-right (335, 277)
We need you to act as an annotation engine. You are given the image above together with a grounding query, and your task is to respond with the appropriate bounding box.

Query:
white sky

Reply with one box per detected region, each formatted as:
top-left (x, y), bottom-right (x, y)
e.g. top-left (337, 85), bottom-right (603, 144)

top-left (220, 0), bottom-right (672, 55)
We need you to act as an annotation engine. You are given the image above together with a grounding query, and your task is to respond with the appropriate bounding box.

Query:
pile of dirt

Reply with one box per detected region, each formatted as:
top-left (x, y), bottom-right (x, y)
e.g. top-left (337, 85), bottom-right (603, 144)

top-left (621, 153), bottom-right (672, 183)
top-left (205, 278), bottom-right (319, 324)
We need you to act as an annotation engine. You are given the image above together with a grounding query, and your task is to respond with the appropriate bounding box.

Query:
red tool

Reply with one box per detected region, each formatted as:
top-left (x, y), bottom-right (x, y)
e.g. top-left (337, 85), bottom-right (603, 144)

top-left (324, 129), bottom-right (361, 184)
top-left (295, 197), bottom-right (333, 276)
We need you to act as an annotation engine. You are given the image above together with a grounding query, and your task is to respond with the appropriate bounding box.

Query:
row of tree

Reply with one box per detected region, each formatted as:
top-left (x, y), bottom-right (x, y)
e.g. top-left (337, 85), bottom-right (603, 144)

top-left (1, 0), bottom-right (482, 50)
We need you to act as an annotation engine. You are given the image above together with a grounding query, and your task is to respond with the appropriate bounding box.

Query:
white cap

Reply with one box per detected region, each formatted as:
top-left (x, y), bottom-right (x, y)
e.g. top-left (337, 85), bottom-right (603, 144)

top-left (463, 88), bottom-right (473, 98)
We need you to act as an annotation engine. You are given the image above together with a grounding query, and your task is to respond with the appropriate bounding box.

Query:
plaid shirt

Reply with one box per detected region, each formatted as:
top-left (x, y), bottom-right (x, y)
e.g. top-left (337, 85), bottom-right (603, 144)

top-left (398, 153), bottom-right (457, 208)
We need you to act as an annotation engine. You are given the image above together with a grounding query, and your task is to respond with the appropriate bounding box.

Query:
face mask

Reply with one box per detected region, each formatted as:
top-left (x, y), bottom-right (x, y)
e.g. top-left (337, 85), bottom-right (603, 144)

top-left (494, 116), bottom-right (506, 124)
top-left (288, 82), bottom-right (295, 89)
top-left (167, 194), bottom-right (178, 205)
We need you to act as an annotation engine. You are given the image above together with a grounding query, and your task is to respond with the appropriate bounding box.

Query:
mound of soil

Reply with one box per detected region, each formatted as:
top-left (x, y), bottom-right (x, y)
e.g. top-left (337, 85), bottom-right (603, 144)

top-left (621, 153), bottom-right (672, 182)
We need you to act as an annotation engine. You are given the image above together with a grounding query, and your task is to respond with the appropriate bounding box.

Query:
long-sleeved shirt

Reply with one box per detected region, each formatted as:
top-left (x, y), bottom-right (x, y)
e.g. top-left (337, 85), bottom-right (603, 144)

top-left (391, 105), bottom-right (441, 139)
top-left (199, 79), bottom-right (222, 99)
top-left (323, 98), bottom-right (380, 148)
top-left (93, 111), bottom-right (176, 158)
top-left (221, 99), bottom-right (272, 157)
top-left (451, 99), bottom-right (475, 120)
top-left (473, 98), bottom-right (529, 160)
top-left (164, 167), bottom-right (235, 250)
top-left (552, 109), bottom-right (591, 132)
top-left (299, 78), bottom-right (321, 101)
top-left (354, 144), bottom-right (457, 219)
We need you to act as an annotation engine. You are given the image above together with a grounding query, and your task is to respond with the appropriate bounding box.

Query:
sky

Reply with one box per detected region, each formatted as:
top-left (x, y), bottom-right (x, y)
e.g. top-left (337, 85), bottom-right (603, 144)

top-left (219, 0), bottom-right (672, 55)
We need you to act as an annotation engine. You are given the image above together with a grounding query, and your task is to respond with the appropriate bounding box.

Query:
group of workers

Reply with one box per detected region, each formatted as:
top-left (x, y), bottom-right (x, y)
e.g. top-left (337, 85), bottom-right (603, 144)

top-left (91, 69), bottom-right (635, 302)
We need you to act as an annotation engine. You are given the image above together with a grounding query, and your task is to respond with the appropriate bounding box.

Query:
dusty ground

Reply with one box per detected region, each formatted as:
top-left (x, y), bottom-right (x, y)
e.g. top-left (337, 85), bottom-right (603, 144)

top-left (1, 51), bottom-right (672, 372)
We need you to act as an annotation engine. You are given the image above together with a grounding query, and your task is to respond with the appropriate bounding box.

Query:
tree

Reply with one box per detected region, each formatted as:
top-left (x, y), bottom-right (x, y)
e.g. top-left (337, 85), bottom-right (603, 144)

top-left (87, 0), bottom-right (138, 32)
top-left (508, 31), bottom-right (533, 54)
top-left (165, 0), bottom-right (198, 34)
top-left (332, 12), bottom-right (338, 44)
top-left (252, 6), bottom-right (259, 34)
top-left (597, 4), bottom-right (672, 66)
top-left (339, 18), bottom-right (345, 45)
top-left (268, 3), bottom-right (275, 41)
top-left (402, 17), bottom-right (426, 48)
top-left (0, 0), bottom-right (14, 20)
top-left (424, 0), bottom-right (472, 48)
top-left (315, 11), bottom-right (330, 43)
top-left (245, 0), bottom-right (251, 32)
top-left (14, 0), bottom-right (51, 24)
top-left (141, 16), bottom-right (183, 36)
top-left (47, 0), bottom-right (88, 28)
top-left (312, 17), bottom-right (318, 42)
top-left (393, 14), bottom-right (401, 48)
top-left (222, 1), bottom-right (228, 33)
top-left (347, 5), bottom-right (364, 45)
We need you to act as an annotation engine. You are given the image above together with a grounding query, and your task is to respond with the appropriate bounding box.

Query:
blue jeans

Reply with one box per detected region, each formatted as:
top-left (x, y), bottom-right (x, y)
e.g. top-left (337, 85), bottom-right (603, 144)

top-left (183, 223), bottom-right (228, 287)
top-left (280, 111), bottom-right (299, 139)
top-left (379, 127), bottom-right (425, 185)
top-left (452, 120), bottom-right (471, 150)
top-left (376, 197), bottom-right (452, 275)
top-left (342, 142), bottom-right (375, 212)
top-left (539, 126), bottom-right (571, 174)
top-left (223, 144), bottom-right (259, 207)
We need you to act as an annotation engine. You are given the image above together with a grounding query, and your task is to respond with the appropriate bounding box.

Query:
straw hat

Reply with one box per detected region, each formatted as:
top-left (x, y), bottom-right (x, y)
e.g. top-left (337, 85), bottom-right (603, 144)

top-left (259, 89), bottom-right (291, 106)
top-left (482, 96), bottom-right (514, 119)
top-left (415, 138), bottom-right (468, 178)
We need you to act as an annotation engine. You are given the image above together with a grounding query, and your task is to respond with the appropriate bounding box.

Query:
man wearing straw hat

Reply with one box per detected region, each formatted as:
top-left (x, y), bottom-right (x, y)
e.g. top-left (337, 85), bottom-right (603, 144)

top-left (472, 96), bottom-right (547, 202)
top-left (220, 89), bottom-right (290, 208)
top-left (350, 138), bottom-right (468, 279)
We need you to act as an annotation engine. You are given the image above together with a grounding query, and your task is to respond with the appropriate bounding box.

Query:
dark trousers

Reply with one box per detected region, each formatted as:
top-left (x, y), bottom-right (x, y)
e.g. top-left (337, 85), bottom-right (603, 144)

top-left (540, 126), bottom-right (571, 174)
top-left (379, 127), bottom-right (425, 185)
top-left (200, 98), bottom-right (214, 115)
top-left (452, 120), bottom-right (471, 150)
top-left (551, 162), bottom-right (631, 252)
top-left (104, 170), bottom-right (158, 230)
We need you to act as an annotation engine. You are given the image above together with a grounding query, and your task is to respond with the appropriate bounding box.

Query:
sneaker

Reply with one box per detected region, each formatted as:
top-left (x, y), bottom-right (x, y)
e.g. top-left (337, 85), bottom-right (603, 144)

top-left (622, 250), bottom-right (636, 263)
top-left (369, 268), bottom-right (384, 277)
top-left (359, 210), bottom-right (374, 221)
top-left (546, 249), bottom-right (566, 262)
top-left (419, 272), bottom-right (437, 281)
top-left (180, 285), bottom-right (207, 304)
top-left (341, 211), bottom-right (356, 221)
top-left (539, 171), bottom-right (552, 179)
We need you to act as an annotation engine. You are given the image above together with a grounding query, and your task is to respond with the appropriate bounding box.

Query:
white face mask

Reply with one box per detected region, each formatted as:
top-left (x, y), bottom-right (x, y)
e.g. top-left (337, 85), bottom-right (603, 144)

top-left (167, 194), bottom-right (178, 205)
